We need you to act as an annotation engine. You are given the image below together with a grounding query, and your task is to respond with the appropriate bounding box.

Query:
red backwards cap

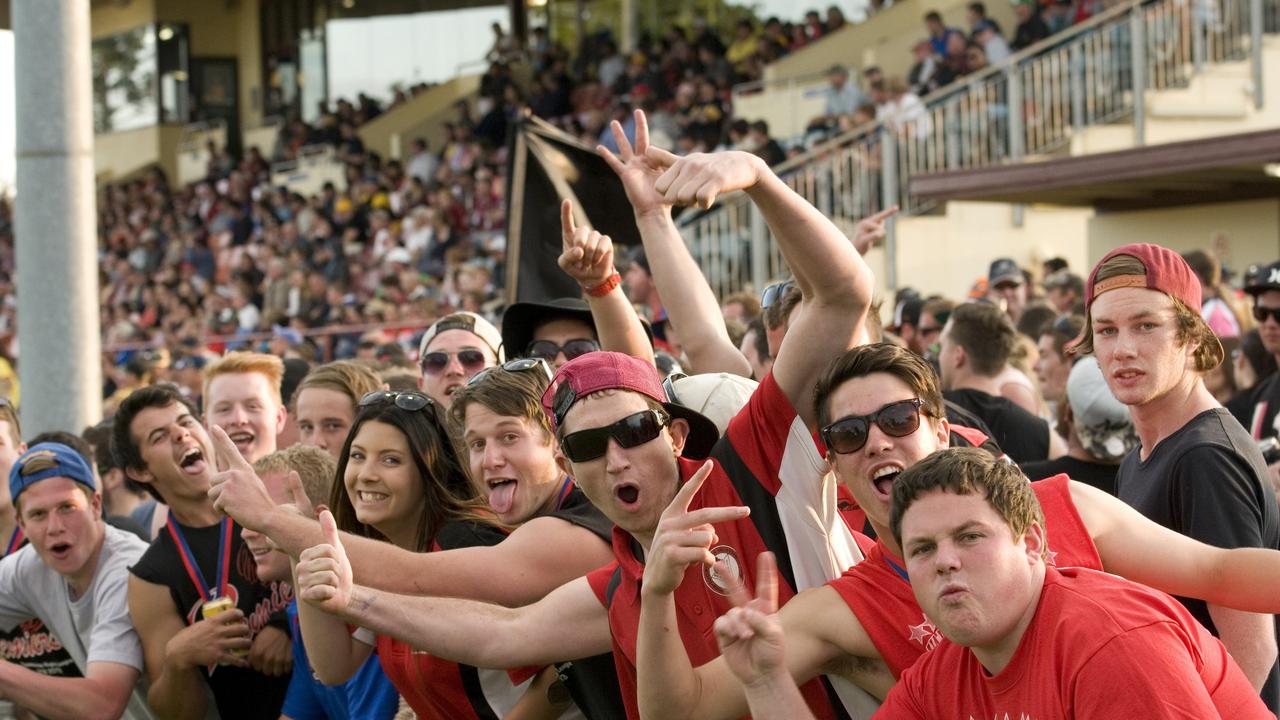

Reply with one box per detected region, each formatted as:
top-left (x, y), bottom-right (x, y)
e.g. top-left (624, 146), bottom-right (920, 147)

top-left (1083, 243), bottom-right (1202, 312)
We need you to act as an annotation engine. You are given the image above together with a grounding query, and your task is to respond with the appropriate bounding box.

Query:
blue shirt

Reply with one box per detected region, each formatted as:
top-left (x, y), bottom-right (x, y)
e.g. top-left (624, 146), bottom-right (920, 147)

top-left (282, 601), bottom-right (400, 720)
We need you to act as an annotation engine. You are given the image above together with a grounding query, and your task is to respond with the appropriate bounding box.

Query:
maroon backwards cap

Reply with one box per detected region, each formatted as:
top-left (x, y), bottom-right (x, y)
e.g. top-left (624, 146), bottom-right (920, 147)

top-left (1083, 243), bottom-right (1202, 312)
top-left (541, 351), bottom-right (719, 459)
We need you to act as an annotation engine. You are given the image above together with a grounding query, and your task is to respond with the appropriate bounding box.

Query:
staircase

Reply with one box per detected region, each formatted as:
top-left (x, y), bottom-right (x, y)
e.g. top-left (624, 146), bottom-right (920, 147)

top-left (678, 0), bottom-right (1280, 300)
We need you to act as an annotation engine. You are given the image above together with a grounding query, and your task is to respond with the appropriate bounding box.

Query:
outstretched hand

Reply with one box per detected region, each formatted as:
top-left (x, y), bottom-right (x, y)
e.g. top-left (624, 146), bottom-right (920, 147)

top-left (556, 200), bottom-right (616, 288)
top-left (851, 206), bottom-right (898, 255)
top-left (646, 146), bottom-right (766, 210)
top-left (296, 509), bottom-right (354, 615)
top-left (641, 460), bottom-right (749, 597)
top-left (714, 551), bottom-right (786, 687)
top-left (207, 425), bottom-right (276, 532)
top-left (597, 110), bottom-right (672, 217)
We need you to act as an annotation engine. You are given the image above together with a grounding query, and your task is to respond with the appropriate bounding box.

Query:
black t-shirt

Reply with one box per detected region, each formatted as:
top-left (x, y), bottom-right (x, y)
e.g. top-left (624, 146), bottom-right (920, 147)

top-left (544, 485), bottom-right (626, 720)
top-left (1117, 407), bottom-right (1280, 710)
top-left (130, 518), bottom-right (292, 720)
top-left (1019, 455), bottom-right (1119, 496)
top-left (945, 388), bottom-right (1049, 463)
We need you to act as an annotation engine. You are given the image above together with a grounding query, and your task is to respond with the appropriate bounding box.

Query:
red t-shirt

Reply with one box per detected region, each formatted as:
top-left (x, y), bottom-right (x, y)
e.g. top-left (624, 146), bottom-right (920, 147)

top-left (370, 532), bottom-right (539, 720)
top-left (585, 373), bottom-right (861, 720)
top-left (877, 566), bottom-right (1273, 719)
top-left (830, 473), bottom-right (1102, 678)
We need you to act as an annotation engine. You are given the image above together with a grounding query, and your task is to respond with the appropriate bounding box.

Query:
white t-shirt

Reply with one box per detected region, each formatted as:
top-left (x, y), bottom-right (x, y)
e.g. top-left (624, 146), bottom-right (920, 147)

top-left (0, 525), bottom-right (156, 720)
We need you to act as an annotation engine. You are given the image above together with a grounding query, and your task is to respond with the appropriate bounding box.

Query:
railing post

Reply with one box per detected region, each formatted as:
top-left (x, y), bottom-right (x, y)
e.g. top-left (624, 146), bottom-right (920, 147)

top-left (1070, 43), bottom-right (1086, 131)
top-left (945, 99), bottom-right (961, 169)
top-left (749, 204), bottom-right (768, 292)
top-left (1130, 9), bottom-right (1147, 146)
top-left (1192, 1), bottom-right (1206, 72)
top-left (1252, 0), bottom-right (1266, 109)
top-left (880, 126), bottom-right (899, 290)
top-left (1008, 62), bottom-right (1025, 161)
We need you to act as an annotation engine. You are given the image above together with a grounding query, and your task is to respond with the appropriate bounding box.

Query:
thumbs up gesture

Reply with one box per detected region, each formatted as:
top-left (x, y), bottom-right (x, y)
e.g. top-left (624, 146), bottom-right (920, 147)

top-left (296, 509), bottom-right (354, 615)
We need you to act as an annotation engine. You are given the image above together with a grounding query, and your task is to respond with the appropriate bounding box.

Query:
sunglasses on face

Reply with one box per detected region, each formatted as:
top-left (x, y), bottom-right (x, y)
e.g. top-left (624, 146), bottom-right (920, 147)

top-left (526, 339), bottom-right (599, 362)
top-left (420, 349), bottom-right (489, 375)
top-left (358, 390), bottom-right (434, 412)
top-left (1254, 306), bottom-right (1280, 324)
top-left (560, 409), bottom-right (670, 463)
top-left (820, 398), bottom-right (925, 455)
top-left (760, 280), bottom-right (795, 309)
top-left (467, 357), bottom-right (554, 387)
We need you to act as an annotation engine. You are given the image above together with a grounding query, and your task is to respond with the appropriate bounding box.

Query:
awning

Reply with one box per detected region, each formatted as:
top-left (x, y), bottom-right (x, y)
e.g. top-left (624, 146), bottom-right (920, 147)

top-left (910, 129), bottom-right (1280, 211)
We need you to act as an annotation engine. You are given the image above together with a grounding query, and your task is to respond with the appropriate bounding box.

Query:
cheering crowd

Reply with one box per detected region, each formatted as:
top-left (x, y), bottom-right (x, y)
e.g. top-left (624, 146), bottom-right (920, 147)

top-left (0, 107), bottom-right (1276, 720)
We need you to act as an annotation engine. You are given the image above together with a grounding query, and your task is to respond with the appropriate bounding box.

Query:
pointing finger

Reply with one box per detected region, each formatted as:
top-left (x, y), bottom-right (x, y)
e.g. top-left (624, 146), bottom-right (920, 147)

top-left (210, 425), bottom-right (253, 474)
top-left (669, 460), bottom-right (716, 513)
top-left (560, 199), bottom-right (575, 247)
top-left (867, 205), bottom-right (900, 223)
top-left (756, 551), bottom-right (779, 614)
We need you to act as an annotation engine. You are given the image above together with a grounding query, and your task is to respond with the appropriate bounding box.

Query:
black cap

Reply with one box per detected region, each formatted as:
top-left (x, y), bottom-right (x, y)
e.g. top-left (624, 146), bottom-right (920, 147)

top-left (988, 258), bottom-right (1023, 286)
top-left (1245, 260), bottom-right (1280, 295)
top-left (501, 297), bottom-right (653, 360)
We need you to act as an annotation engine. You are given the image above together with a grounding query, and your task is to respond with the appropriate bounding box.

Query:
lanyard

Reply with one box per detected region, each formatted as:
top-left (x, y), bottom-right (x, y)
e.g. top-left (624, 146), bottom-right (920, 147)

top-left (165, 512), bottom-right (233, 603)
top-left (2, 528), bottom-right (22, 557)
top-left (553, 477), bottom-right (575, 511)
top-left (884, 554), bottom-right (910, 584)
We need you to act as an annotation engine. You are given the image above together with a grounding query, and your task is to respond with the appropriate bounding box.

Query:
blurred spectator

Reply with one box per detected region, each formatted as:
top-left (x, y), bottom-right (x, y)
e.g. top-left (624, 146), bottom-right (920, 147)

top-left (925, 11), bottom-right (964, 56)
top-left (1184, 249), bottom-right (1245, 338)
top-left (808, 64), bottom-right (867, 138)
top-left (1042, 270), bottom-right (1085, 315)
top-left (966, 2), bottom-right (1004, 38)
top-left (748, 121), bottom-right (787, 166)
top-left (1012, 1), bottom-right (1052, 50)
top-left (974, 20), bottom-right (1012, 63)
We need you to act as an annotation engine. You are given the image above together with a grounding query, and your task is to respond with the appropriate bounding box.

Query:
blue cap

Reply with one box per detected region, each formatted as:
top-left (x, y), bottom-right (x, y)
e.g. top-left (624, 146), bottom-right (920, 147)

top-left (9, 443), bottom-right (96, 504)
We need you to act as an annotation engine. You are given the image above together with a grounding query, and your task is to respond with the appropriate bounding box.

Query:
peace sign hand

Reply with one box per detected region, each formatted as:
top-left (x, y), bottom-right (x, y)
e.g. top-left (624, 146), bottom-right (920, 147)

top-left (556, 200), bottom-right (617, 289)
top-left (207, 424), bottom-right (277, 533)
top-left (714, 551), bottom-right (786, 687)
top-left (597, 109), bottom-right (671, 218)
top-left (640, 460), bottom-right (749, 597)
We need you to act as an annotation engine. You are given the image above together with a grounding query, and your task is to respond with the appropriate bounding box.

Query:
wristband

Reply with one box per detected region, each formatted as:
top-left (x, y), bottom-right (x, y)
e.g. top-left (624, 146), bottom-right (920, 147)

top-left (583, 271), bottom-right (622, 298)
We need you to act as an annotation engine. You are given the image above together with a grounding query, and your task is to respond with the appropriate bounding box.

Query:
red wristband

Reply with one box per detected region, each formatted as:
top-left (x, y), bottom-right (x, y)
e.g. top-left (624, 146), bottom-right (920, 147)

top-left (584, 271), bottom-right (622, 298)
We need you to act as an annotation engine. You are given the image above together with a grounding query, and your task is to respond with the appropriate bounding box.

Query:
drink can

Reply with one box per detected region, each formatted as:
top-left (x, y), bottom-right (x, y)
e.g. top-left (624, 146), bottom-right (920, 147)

top-left (201, 596), bottom-right (249, 656)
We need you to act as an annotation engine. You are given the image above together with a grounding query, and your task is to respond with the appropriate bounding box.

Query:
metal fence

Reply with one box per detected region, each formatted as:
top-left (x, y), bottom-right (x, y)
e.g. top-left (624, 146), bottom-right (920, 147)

top-left (679, 0), bottom-right (1274, 296)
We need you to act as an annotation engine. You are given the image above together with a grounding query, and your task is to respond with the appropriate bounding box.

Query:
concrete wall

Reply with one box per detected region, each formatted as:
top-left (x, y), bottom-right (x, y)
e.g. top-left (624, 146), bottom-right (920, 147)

top-left (1087, 199), bottom-right (1280, 270)
top-left (156, 0), bottom-right (263, 131)
top-left (357, 74), bottom-right (481, 160)
top-left (94, 123), bottom-right (184, 183)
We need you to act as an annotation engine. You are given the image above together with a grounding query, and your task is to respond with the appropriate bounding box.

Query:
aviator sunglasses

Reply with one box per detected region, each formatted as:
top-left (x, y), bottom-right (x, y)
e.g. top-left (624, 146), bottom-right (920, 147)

top-left (358, 390), bottom-right (435, 412)
top-left (820, 398), bottom-right (926, 455)
top-left (420, 349), bottom-right (489, 376)
top-left (526, 338), bottom-right (600, 363)
top-left (467, 358), bottom-right (554, 387)
top-left (560, 409), bottom-right (670, 462)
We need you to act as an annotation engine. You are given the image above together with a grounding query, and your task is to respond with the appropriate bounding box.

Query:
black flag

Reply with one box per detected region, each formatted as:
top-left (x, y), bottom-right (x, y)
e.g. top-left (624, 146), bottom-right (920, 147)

top-left (505, 114), bottom-right (645, 302)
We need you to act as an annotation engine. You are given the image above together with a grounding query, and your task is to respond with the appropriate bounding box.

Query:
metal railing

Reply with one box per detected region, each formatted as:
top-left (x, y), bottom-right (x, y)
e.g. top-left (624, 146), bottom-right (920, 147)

top-left (679, 0), bottom-right (1274, 296)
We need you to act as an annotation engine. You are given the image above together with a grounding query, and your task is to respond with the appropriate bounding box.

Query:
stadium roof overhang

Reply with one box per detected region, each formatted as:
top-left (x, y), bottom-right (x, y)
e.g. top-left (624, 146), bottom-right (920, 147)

top-left (910, 129), bottom-right (1280, 212)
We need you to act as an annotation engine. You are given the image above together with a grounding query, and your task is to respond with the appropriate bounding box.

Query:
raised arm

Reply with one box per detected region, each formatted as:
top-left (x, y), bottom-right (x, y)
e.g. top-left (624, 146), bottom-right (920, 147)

top-left (647, 146), bottom-right (877, 427)
top-left (557, 199), bottom-right (655, 365)
top-left (296, 511), bottom-right (612, 669)
top-left (599, 111), bottom-right (751, 377)
top-left (209, 426), bottom-right (613, 606)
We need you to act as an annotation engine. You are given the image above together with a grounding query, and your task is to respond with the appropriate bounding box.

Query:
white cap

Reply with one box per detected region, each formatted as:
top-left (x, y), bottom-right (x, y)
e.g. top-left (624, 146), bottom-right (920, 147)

top-left (386, 247), bottom-right (412, 265)
top-left (668, 373), bottom-right (759, 435)
top-left (1067, 356), bottom-right (1138, 461)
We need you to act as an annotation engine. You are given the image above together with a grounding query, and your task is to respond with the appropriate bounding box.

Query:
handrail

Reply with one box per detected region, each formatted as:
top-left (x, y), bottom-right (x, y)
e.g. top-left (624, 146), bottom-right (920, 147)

top-left (679, 0), bottom-right (1273, 298)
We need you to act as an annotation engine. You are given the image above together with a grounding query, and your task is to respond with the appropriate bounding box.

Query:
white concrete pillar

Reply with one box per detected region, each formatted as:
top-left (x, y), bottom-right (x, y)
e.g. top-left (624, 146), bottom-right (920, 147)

top-left (13, 0), bottom-right (102, 434)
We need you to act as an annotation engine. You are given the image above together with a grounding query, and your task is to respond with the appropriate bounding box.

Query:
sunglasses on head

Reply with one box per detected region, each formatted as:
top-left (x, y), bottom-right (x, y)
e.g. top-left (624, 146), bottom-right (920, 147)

top-left (467, 357), bottom-right (554, 388)
top-left (760, 280), bottom-right (795, 309)
top-left (662, 372), bottom-right (689, 406)
top-left (820, 398), bottom-right (926, 455)
top-left (358, 390), bottom-right (434, 412)
top-left (526, 338), bottom-right (599, 362)
top-left (1254, 306), bottom-right (1280, 324)
top-left (560, 409), bottom-right (670, 463)
top-left (420, 349), bottom-right (489, 375)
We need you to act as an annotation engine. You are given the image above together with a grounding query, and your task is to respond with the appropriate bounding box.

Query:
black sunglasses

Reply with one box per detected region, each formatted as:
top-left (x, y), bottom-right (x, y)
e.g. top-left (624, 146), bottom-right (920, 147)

top-left (820, 399), bottom-right (925, 455)
top-left (420, 349), bottom-right (489, 375)
top-left (358, 390), bottom-right (434, 412)
top-left (467, 358), bottom-right (554, 388)
top-left (760, 280), bottom-right (794, 309)
top-left (526, 338), bottom-right (599, 362)
top-left (1254, 306), bottom-right (1280, 325)
top-left (560, 409), bottom-right (670, 462)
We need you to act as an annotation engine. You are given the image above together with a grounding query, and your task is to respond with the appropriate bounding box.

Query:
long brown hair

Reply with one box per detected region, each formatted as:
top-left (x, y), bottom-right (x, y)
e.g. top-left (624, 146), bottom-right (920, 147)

top-left (330, 395), bottom-right (500, 551)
